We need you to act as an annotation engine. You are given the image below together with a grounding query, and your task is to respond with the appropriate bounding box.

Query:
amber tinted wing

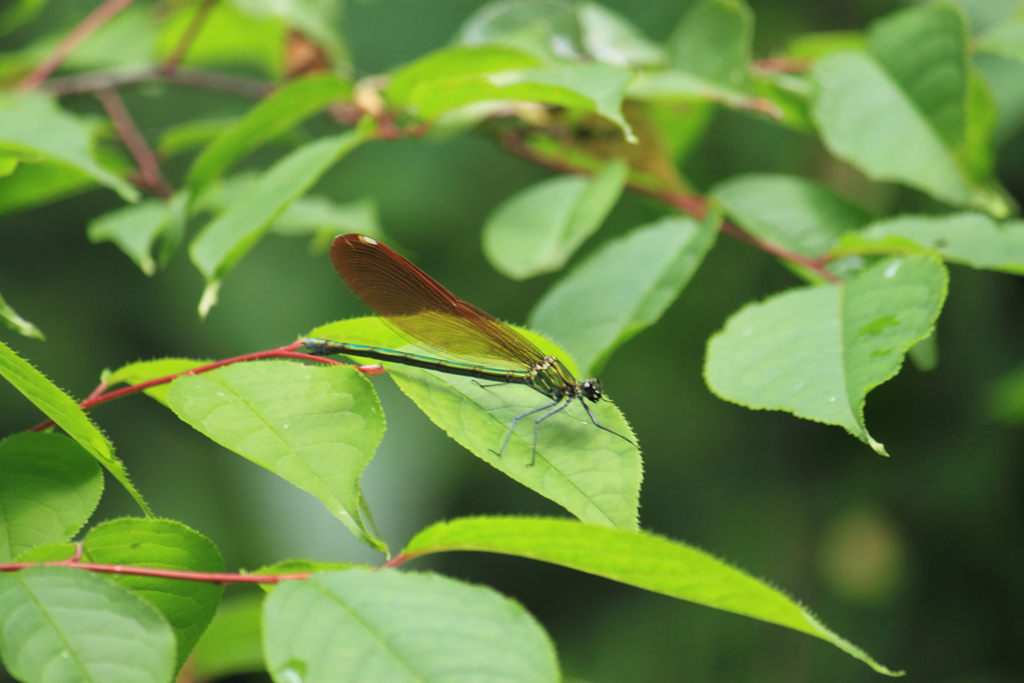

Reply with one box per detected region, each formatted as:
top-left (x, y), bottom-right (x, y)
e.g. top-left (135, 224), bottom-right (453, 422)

top-left (330, 234), bottom-right (544, 368)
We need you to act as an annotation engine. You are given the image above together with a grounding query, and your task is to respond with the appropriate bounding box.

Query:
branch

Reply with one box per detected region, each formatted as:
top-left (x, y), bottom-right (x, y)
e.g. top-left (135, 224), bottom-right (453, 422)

top-left (18, 0), bottom-right (137, 91)
top-left (160, 0), bottom-right (219, 74)
top-left (28, 342), bottom-right (386, 433)
top-left (95, 86), bottom-right (174, 199)
top-left (44, 67), bottom-right (272, 99)
top-left (499, 131), bottom-right (840, 283)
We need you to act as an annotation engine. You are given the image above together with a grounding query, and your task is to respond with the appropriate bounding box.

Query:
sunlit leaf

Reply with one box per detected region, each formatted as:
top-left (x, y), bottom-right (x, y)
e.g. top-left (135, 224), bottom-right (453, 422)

top-left (88, 199), bottom-right (170, 276)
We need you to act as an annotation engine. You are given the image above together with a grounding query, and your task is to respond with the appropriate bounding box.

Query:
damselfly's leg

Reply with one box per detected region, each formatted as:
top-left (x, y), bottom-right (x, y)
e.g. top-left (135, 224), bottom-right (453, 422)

top-left (580, 397), bottom-right (637, 448)
top-left (472, 379), bottom-right (508, 389)
top-left (492, 399), bottom-right (561, 460)
top-left (529, 398), bottom-right (572, 466)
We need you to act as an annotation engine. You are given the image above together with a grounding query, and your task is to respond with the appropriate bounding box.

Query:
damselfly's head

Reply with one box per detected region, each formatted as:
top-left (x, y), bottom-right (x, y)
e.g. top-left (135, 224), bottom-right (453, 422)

top-left (580, 378), bottom-right (603, 403)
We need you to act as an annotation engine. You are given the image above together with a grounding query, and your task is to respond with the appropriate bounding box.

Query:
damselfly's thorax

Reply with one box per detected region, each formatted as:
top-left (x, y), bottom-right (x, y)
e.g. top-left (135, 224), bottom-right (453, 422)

top-left (526, 356), bottom-right (602, 403)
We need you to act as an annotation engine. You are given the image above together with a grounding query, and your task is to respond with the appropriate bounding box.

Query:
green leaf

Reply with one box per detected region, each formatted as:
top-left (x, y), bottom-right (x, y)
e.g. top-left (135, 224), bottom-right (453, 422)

top-left (388, 45), bottom-right (541, 105)
top-left (263, 568), bottom-right (560, 683)
top-left (0, 159), bottom-right (101, 216)
top-left (271, 195), bottom-right (382, 252)
top-left (88, 200), bottom-right (170, 276)
top-left (190, 129), bottom-right (366, 316)
top-left (711, 173), bottom-right (873, 258)
top-left (0, 153), bottom-right (19, 177)
top-left (626, 69), bottom-right (772, 113)
top-left (0, 340), bottom-right (152, 516)
top-left (0, 93), bottom-right (138, 202)
top-left (457, 0), bottom-right (581, 60)
top-left (482, 158), bottom-right (628, 280)
top-left (530, 214), bottom-right (718, 376)
top-left (192, 595), bottom-right (266, 681)
top-left (786, 30), bottom-right (864, 60)
top-left (80, 518), bottom-right (225, 667)
top-left (833, 212), bottom-right (1024, 274)
top-left (227, 0), bottom-right (347, 65)
top-left (811, 4), bottom-right (1006, 215)
top-left (576, 1), bottom-right (664, 67)
top-left (0, 566), bottom-right (176, 683)
top-left (60, 5), bottom-right (157, 71)
top-left (106, 358), bottom-right (211, 407)
top-left (157, 0), bottom-right (286, 78)
top-left (0, 433), bottom-right (103, 563)
top-left (307, 318), bottom-right (642, 530)
top-left (167, 360), bottom-right (387, 553)
top-left (667, 0), bottom-right (754, 91)
top-left (402, 516), bottom-right (902, 677)
top-left (977, 14), bottom-right (1024, 65)
top-left (705, 255), bottom-right (948, 455)
top-left (0, 0), bottom-right (48, 36)
top-left (187, 74), bottom-right (353, 197)
top-left (0, 289), bottom-right (43, 340)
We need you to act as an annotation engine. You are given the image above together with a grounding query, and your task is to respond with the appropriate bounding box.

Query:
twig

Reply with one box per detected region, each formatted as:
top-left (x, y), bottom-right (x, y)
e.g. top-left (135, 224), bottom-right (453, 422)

top-left (753, 57), bottom-right (812, 74)
top-left (44, 67), bottom-right (272, 99)
top-left (18, 0), bottom-right (137, 91)
top-left (160, 0), bottom-right (219, 74)
top-left (95, 87), bottom-right (174, 199)
top-left (499, 131), bottom-right (840, 283)
top-left (28, 342), bottom-right (386, 433)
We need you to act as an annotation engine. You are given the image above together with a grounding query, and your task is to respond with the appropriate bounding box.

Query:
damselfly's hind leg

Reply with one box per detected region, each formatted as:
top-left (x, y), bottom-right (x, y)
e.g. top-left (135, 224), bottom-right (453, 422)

top-left (491, 399), bottom-right (561, 461)
top-left (529, 399), bottom-right (572, 466)
top-left (580, 398), bottom-right (637, 449)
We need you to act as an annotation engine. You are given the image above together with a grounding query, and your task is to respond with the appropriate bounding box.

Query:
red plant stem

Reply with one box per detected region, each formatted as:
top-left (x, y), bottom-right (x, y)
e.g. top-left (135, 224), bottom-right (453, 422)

top-left (0, 559), bottom-right (312, 585)
top-left (94, 87), bottom-right (175, 199)
top-left (18, 0), bottom-right (137, 90)
top-left (28, 343), bottom-right (386, 433)
top-left (160, 0), bottom-right (219, 74)
top-left (499, 131), bottom-right (840, 283)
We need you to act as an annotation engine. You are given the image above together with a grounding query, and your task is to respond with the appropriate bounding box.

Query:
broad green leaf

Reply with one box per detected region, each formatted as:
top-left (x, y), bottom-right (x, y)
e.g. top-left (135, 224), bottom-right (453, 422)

top-left (187, 74), bottom-right (353, 197)
top-left (0, 566), bottom-right (176, 683)
top-left (167, 360), bottom-right (387, 552)
top-left (271, 195), bottom-right (382, 253)
top-left (812, 5), bottom-right (1006, 215)
top-left (190, 129), bottom-right (365, 316)
top-left (0, 153), bottom-right (18, 177)
top-left (307, 318), bottom-right (641, 530)
top-left (88, 200), bottom-right (170, 276)
top-left (626, 69), bottom-right (769, 112)
top-left (228, 0), bottom-right (347, 65)
top-left (402, 517), bottom-right (902, 676)
top-left (0, 289), bottom-right (43, 340)
top-left (706, 255), bottom-right (948, 455)
top-left (61, 5), bottom-right (157, 70)
top-left (157, 0), bottom-right (286, 77)
top-left (576, 1), bottom-right (664, 67)
top-left (0, 159), bottom-right (101, 216)
top-left (106, 358), bottom-right (211, 407)
top-left (405, 63), bottom-right (636, 141)
top-left (960, 72), bottom-right (1000, 187)
top-left (0, 0), bottom-right (48, 36)
top-left (530, 214), bottom-right (718, 376)
top-left (833, 212), bottom-right (1024, 274)
top-left (388, 45), bottom-right (541, 105)
top-left (0, 433), bottom-right (103, 562)
top-left (0, 340), bottom-right (152, 516)
top-left (457, 0), bottom-right (581, 60)
top-left (263, 569), bottom-right (559, 683)
top-left (711, 173), bottom-right (873, 257)
top-left (482, 159), bottom-right (628, 280)
top-left (193, 595), bottom-right (266, 681)
top-left (667, 0), bottom-right (754, 91)
top-left (0, 93), bottom-right (138, 202)
top-left (80, 518), bottom-right (224, 668)
top-left (12, 543), bottom-right (76, 563)
top-left (976, 15), bottom-right (1024, 65)
top-left (989, 362), bottom-right (1024, 423)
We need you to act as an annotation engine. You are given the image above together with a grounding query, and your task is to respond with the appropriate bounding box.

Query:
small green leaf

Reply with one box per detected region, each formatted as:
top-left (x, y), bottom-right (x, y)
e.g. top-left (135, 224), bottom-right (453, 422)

top-left (308, 318), bottom-right (642, 531)
top-left (0, 432), bottom-right (103, 562)
top-left (81, 518), bottom-right (225, 668)
top-left (226, 0), bottom-right (347, 65)
top-left (577, 1), bottom-right (664, 67)
top-left (0, 289), bottom-right (43, 340)
top-left (0, 153), bottom-right (18, 177)
top-left (705, 255), bottom-right (948, 455)
top-left (190, 129), bottom-right (366, 316)
top-left (457, 0), bottom-right (580, 60)
top-left (530, 214), bottom-right (718, 376)
top-left (188, 74), bottom-right (353, 197)
top-left (0, 340), bottom-right (152, 516)
top-left (626, 69), bottom-right (769, 113)
top-left (0, 159), bottom-right (101, 216)
top-left (483, 159), bottom-right (627, 280)
top-left (388, 45), bottom-right (541, 105)
top-left (667, 0), bottom-right (754, 91)
top-left (88, 200), bottom-right (171, 276)
top-left (402, 516), bottom-right (902, 676)
top-left (167, 360), bottom-right (387, 553)
top-left (833, 212), bottom-right (1024, 274)
top-left (0, 566), bottom-right (176, 683)
top-left (193, 595), bottom-right (266, 681)
top-left (271, 195), bottom-right (382, 252)
top-left (0, 93), bottom-right (138, 202)
top-left (263, 569), bottom-right (560, 683)
top-left (977, 16), bottom-right (1024, 64)
top-left (711, 173), bottom-right (873, 257)
top-left (106, 358), bottom-right (211, 407)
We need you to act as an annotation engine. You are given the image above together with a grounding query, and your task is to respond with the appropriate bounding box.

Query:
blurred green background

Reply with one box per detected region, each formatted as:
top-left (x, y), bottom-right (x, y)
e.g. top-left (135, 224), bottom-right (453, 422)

top-left (2, 0), bottom-right (1024, 681)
